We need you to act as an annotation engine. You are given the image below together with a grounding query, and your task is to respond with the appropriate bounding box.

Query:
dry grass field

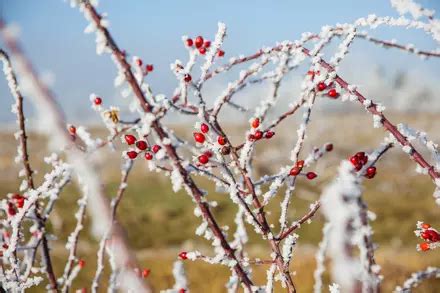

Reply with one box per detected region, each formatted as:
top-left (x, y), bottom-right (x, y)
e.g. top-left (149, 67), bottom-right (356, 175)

top-left (1, 112), bottom-right (439, 292)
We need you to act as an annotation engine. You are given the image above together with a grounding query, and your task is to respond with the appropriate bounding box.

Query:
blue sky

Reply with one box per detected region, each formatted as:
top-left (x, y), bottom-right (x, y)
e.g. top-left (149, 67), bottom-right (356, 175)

top-left (1, 0), bottom-right (439, 123)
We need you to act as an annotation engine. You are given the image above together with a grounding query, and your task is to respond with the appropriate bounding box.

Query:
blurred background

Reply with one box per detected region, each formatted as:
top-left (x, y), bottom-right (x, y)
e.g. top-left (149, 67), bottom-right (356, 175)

top-left (1, 0), bottom-right (440, 292)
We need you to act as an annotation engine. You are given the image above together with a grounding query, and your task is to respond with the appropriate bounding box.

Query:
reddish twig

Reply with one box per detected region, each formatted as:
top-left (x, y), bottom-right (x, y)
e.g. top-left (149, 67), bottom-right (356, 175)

top-left (92, 159), bottom-right (134, 292)
top-left (300, 46), bottom-right (440, 182)
top-left (0, 21), bottom-right (150, 293)
top-left (83, 2), bottom-right (254, 289)
top-left (0, 48), bottom-right (58, 291)
top-left (278, 201), bottom-right (321, 241)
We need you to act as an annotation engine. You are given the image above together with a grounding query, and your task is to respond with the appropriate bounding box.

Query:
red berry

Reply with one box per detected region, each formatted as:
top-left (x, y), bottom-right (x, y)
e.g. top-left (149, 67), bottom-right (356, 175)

top-left (306, 172), bottom-right (317, 180)
top-left (195, 36), bottom-right (204, 48)
top-left (200, 123), bottom-right (209, 133)
top-left (198, 47), bottom-right (206, 55)
top-left (265, 131), bottom-right (275, 139)
top-left (94, 97), bottom-right (102, 105)
top-left (198, 154), bottom-right (209, 164)
top-left (184, 74), bottom-right (192, 83)
top-left (317, 82), bottom-right (327, 91)
top-left (421, 231), bottom-right (430, 240)
top-left (124, 134), bottom-right (137, 145)
top-left (217, 50), bottom-right (225, 57)
top-left (248, 134), bottom-right (256, 141)
top-left (2, 244), bottom-right (8, 249)
top-left (186, 38), bottom-right (193, 47)
top-left (152, 145), bottom-right (161, 153)
top-left (327, 89), bottom-right (339, 98)
top-left (350, 156), bottom-right (359, 166)
top-left (325, 143), bottom-right (333, 152)
top-left (296, 160), bottom-right (305, 169)
top-left (254, 130), bottom-right (263, 140)
top-left (420, 242), bottom-right (430, 251)
top-left (179, 251), bottom-right (188, 260)
top-left (179, 289), bottom-right (186, 293)
top-left (145, 152), bottom-right (153, 160)
top-left (78, 259), bottom-right (86, 268)
top-left (289, 167), bottom-right (301, 176)
top-left (422, 223), bottom-right (431, 229)
top-left (366, 166), bottom-right (376, 178)
top-left (136, 140), bottom-right (148, 150)
top-left (251, 118), bottom-right (260, 128)
top-left (136, 58), bottom-right (143, 66)
top-left (16, 197), bottom-right (25, 209)
top-left (426, 230), bottom-right (440, 242)
top-left (142, 268), bottom-right (151, 278)
top-left (127, 151), bottom-right (138, 159)
top-left (204, 40), bottom-right (211, 48)
top-left (193, 132), bottom-right (205, 144)
top-left (217, 136), bottom-right (226, 145)
top-left (69, 125), bottom-right (76, 135)
top-left (146, 64), bottom-right (154, 72)
top-left (8, 203), bottom-right (16, 216)
top-left (204, 151), bottom-right (213, 158)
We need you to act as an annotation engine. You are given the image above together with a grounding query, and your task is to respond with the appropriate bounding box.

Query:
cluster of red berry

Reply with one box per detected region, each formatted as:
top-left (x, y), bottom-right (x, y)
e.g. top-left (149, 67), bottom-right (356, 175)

top-left (418, 223), bottom-right (440, 251)
top-left (307, 70), bottom-right (340, 99)
top-left (194, 123), bottom-right (210, 143)
top-left (135, 58), bottom-right (154, 75)
top-left (349, 151), bottom-right (377, 179)
top-left (186, 35), bottom-right (225, 57)
top-left (193, 123), bottom-right (218, 165)
top-left (124, 134), bottom-right (161, 161)
top-left (247, 118), bottom-right (275, 141)
top-left (6, 193), bottom-right (26, 216)
top-left (289, 160), bottom-right (317, 180)
top-left (317, 81), bottom-right (339, 99)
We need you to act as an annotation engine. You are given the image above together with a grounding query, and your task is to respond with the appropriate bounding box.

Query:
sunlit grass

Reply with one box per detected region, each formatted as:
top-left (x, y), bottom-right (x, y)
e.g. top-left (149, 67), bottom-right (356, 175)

top-left (1, 113), bottom-right (440, 291)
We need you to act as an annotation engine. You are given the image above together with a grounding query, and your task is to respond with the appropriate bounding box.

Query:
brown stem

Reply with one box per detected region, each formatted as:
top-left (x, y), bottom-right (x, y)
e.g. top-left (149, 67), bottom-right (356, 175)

top-left (358, 142), bottom-right (393, 292)
top-left (83, 3), bottom-right (253, 289)
top-left (278, 202), bottom-right (321, 241)
top-left (1, 20), bottom-right (149, 293)
top-left (211, 120), bottom-right (297, 292)
top-left (300, 47), bottom-right (439, 182)
top-left (0, 48), bottom-right (59, 291)
top-left (92, 159), bottom-right (134, 292)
